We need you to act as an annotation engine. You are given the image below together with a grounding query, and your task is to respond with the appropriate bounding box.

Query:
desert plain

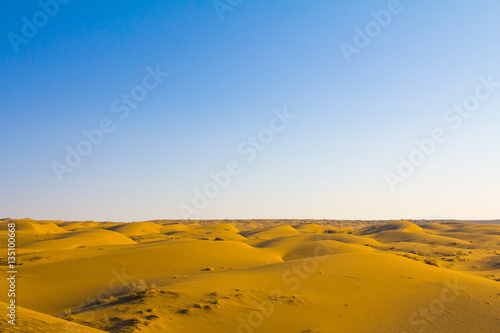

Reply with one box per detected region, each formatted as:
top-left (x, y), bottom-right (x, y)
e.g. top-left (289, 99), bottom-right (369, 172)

top-left (1, 218), bottom-right (499, 333)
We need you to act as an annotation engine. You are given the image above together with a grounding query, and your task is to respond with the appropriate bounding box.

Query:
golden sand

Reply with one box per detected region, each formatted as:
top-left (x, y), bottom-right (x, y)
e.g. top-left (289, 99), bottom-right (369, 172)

top-left (1, 218), bottom-right (499, 332)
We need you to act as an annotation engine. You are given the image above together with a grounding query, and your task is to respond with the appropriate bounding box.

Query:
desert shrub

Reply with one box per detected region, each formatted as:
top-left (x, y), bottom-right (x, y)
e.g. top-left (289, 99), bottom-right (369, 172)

top-left (93, 315), bottom-right (112, 330)
top-left (324, 227), bottom-right (353, 234)
top-left (424, 259), bottom-right (439, 267)
top-left (127, 279), bottom-right (157, 298)
top-left (60, 307), bottom-right (75, 321)
top-left (95, 295), bottom-right (118, 305)
top-left (399, 253), bottom-right (419, 261)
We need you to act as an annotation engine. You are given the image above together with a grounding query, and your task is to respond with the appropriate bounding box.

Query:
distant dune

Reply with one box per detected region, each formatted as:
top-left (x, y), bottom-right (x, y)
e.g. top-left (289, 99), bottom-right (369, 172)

top-left (1, 219), bottom-right (499, 332)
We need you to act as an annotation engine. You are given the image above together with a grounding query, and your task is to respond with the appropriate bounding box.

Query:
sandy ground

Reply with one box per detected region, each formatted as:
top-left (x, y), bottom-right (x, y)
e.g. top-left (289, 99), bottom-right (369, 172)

top-left (1, 218), bottom-right (499, 332)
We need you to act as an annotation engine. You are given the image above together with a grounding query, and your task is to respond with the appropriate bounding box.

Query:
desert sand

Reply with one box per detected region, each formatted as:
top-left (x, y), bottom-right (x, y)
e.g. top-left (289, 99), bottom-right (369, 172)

top-left (1, 218), bottom-right (499, 332)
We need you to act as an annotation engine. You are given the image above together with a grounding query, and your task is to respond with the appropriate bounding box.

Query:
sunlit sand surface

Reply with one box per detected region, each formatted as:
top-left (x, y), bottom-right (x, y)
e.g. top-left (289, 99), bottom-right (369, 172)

top-left (1, 218), bottom-right (499, 332)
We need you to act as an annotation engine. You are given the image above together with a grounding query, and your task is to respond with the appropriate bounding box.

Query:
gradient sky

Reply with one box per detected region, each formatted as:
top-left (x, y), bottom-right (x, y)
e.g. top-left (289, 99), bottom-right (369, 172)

top-left (1, 0), bottom-right (499, 221)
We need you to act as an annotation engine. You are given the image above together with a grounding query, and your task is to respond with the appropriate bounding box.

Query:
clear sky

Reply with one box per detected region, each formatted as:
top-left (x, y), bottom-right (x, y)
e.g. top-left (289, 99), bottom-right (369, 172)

top-left (1, 1), bottom-right (499, 221)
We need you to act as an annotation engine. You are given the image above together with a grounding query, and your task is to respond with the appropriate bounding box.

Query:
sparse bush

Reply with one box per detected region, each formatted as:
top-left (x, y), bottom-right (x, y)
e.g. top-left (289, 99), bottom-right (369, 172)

top-left (424, 259), bottom-right (439, 267)
top-left (60, 307), bottom-right (75, 321)
top-left (324, 227), bottom-right (353, 234)
top-left (127, 279), bottom-right (157, 298)
top-left (99, 315), bottom-right (111, 330)
top-left (95, 295), bottom-right (117, 305)
top-left (399, 253), bottom-right (419, 261)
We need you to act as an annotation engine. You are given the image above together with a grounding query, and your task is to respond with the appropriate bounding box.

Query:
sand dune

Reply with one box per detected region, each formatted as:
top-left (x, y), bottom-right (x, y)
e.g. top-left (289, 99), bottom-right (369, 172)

top-left (20, 229), bottom-right (137, 252)
top-left (291, 223), bottom-right (326, 233)
top-left (0, 302), bottom-right (105, 333)
top-left (110, 222), bottom-right (166, 237)
top-left (1, 218), bottom-right (66, 234)
top-left (240, 225), bottom-right (301, 239)
top-left (1, 219), bottom-right (499, 332)
top-left (58, 221), bottom-right (103, 232)
top-left (357, 220), bottom-right (424, 235)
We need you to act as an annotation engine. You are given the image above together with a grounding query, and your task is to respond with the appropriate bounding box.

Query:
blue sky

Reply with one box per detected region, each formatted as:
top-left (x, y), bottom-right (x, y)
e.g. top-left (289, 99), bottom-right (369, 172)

top-left (1, 0), bottom-right (499, 221)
